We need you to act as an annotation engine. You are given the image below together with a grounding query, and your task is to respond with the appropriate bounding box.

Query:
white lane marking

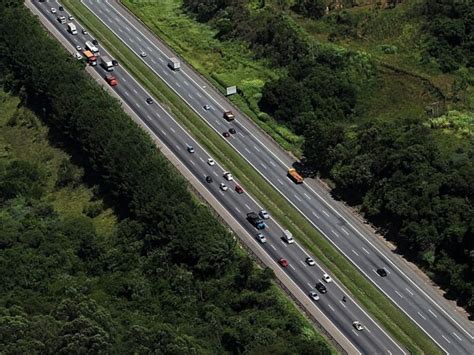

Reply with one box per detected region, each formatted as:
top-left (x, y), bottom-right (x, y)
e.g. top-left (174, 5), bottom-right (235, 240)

top-left (339, 301), bottom-right (346, 308)
top-left (300, 260), bottom-right (306, 266)
top-left (156, 113), bottom-right (161, 119)
top-left (289, 265), bottom-right (296, 270)
top-left (125, 26), bottom-right (131, 32)
top-left (452, 332), bottom-right (462, 341)
top-left (128, 37), bottom-right (134, 43)
top-left (306, 282), bottom-right (312, 287)
top-left (278, 178), bottom-right (284, 185)
top-left (341, 227), bottom-right (349, 235)
top-left (174, 144), bottom-right (180, 150)
top-left (121, 77), bottom-right (127, 83)
top-left (160, 129), bottom-right (167, 137)
top-left (304, 193), bottom-right (311, 200)
top-left (417, 311), bottom-right (427, 320)
top-left (245, 204), bottom-right (251, 210)
top-left (137, 37), bottom-right (142, 42)
top-left (294, 194), bottom-right (302, 202)
top-left (238, 132), bottom-right (244, 138)
top-left (235, 207), bottom-right (241, 213)
top-left (151, 59), bottom-right (156, 64)
top-left (395, 290), bottom-right (404, 298)
top-left (322, 210), bottom-right (330, 217)
top-left (118, 28), bottom-right (123, 33)
top-left (328, 304), bottom-right (335, 312)
top-left (428, 309), bottom-right (438, 318)
top-left (351, 329), bottom-right (360, 337)
top-left (147, 46), bottom-right (152, 51)
top-left (365, 327), bottom-right (371, 334)
top-left (146, 115), bottom-right (152, 120)
top-left (162, 70), bottom-right (169, 76)
top-left (190, 160), bottom-right (195, 166)
top-left (260, 163), bottom-right (267, 169)
top-left (352, 249), bottom-right (359, 256)
top-left (362, 247), bottom-right (370, 255)
top-left (196, 92), bottom-right (202, 98)
top-left (244, 147), bottom-right (251, 153)
top-left (170, 127), bottom-right (175, 133)
top-left (133, 89), bottom-right (138, 94)
top-left (441, 335), bottom-right (451, 344)
top-left (331, 229), bottom-right (339, 237)
top-left (312, 211), bottom-right (320, 219)
top-left (183, 80), bottom-right (189, 86)
top-left (254, 145), bottom-right (261, 152)
top-left (270, 160), bottom-right (277, 167)
top-left (158, 57), bottom-right (164, 62)
top-left (175, 82), bottom-right (181, 88)
top-left (405, 288), bottom-right (414, 296)
top-left (136, 103), bottom-right (141, 108)
top-left (124, 91), bottom-right (130, 96)
top-left (270, 244), bottom-right (276, 250)
top-left (199, 157), bottom-right (204, 163)
top-left (188, 94), bottom-right (193, 99)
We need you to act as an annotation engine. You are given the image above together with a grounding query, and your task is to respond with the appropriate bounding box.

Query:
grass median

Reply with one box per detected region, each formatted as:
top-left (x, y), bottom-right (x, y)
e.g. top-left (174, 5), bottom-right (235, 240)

top-left (61, 1), bottom-right (440, 353)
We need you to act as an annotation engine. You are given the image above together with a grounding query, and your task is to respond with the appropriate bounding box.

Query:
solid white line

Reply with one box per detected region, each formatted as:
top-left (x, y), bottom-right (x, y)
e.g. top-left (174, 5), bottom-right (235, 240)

top-left (322, 210), bottom-right (330, 217)
top-left (405, 288), bottom-right (414, 296)
top-left (417, 311), bottom-right (427, 320)
top-left (441, 335), bottom-right (451, 344)
top-left (428, 309), bottom-right (438, 318)
top-left (362, 247), bottom-right (370, 255)
top-left (352, 249), bottom-right (359, 256)
top-left (395, 290), bottom-right (404, 298)
top-left (452, 332), bottom-right (462, 341)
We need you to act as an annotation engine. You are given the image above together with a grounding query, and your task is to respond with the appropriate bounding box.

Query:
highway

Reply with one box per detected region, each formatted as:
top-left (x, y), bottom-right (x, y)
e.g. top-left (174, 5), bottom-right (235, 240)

top-left (29, 1), bottom-right (408, 353)
top-left (33, 0), bottom-right (473, 353)
top-left (80, 1), bottom-right (473, 354)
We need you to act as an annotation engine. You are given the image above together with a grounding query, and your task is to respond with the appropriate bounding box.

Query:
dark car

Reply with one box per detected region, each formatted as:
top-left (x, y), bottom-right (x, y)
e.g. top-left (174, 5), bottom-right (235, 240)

top-left (278, 258), bottom-right (289, 267)
top-left (59, 6), bottom-right (64, 11)
top-left (377, 268), bottom-right (387, 277)
top-left (235, 185), bottom-right (244, 194)
top-left (206, 176), bottom-right (213, 183)
top-left (222, 131), bottom-right (230, 138)
top-left (229, 127), bottom-right (236, 134)
top-left (315, 282), bottom-right (327, 294)
top-left (146, 97), bottom-right (153, 104)
top-left (92, 39), bottom-right (99, 45)
top-left (112, 59), bottom-right (119, 66)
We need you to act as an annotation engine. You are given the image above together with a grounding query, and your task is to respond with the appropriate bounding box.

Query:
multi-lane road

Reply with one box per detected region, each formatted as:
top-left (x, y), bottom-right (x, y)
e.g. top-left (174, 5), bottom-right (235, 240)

top-left (32, 0), bottom-right (473, 353)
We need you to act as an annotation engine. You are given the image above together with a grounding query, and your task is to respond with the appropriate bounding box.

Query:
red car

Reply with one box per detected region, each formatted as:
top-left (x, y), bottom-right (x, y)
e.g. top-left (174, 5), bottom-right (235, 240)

top-left (235, 185), bottom-right (244, 194)
top-left (278, 258), bottom-right (289, 267)
top-left (223, 131), bottom-right (230, 138)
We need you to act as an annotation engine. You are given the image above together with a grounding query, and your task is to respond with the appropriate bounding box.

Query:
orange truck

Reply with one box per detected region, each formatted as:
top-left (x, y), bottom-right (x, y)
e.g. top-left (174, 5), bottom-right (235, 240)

top-left (288, 168), bottom-right (303, 184)
top-left (105, 74), bottom-right (118, 87)
top-left (83, 50), bottom-right (97, 66)
top-left (223, 111), bottom-right (235, 121)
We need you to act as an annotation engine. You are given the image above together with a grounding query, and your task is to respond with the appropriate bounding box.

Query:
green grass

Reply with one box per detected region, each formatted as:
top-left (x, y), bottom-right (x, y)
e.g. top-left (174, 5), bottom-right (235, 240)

top-left (61, 1), bottom-right (441, 353)
top-left (0, 90), bottom-right (116, 237)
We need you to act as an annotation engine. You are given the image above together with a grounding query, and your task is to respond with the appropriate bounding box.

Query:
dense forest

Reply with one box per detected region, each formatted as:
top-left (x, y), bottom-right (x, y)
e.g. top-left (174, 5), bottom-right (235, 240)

top-left (181, 0), bottom-right (473, 313)
top-left (0, 1), bottom-right (333, 353)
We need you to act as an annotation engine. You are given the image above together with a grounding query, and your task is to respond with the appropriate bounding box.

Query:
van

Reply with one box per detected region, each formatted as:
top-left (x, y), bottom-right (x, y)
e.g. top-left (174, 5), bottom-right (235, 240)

top-left (283, 230), bottom-right (294, 244)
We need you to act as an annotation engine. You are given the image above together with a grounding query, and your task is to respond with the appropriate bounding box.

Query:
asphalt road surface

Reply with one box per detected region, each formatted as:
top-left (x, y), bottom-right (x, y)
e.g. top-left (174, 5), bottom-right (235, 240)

top-left (32, 0), bottom-right (473, 353)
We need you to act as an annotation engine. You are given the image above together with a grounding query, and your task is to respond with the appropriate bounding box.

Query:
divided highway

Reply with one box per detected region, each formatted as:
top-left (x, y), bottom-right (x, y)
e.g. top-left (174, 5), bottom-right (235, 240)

top-left (80, 2), bottom-right (473, 354)
top-left (30, 1), bottom-right (406, 353)
top-left (33, 0), bottom-right (473, 353)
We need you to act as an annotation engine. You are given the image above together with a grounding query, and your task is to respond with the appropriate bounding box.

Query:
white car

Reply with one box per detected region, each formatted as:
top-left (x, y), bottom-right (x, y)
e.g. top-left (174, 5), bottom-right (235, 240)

top-left (219, 183), bottom-right (228, 191)
top-left (256, 233), bottom-right (266, 244)
top-left (75, 45), bottom-right (82, 51)
top-left (322, 273), bottom-right (332, 283)
top-left (309, 291), bottom-right (320, 301)
top-left (51, 8), bottom-right (57, 14)
top-left (305, 257), bottom-right (315, 266)
top-left (353, 321), bottom-right (364, 331)
top-left (139, 50), bottom-right (147, 57)
top-left (203, 104), bottom-right (211, 110)
top-left (207, 158), bottom-right (215, 166)
top-left (74, 52), bottom-right (82, 60)
top-left (68, 15), bottom-right (74, 20)
top-left (259, 210), bottom-right (270, 220)
top-left (223, 172), bottom-right (233, 181)
top-left (82, 29), bottom-right (88, 35)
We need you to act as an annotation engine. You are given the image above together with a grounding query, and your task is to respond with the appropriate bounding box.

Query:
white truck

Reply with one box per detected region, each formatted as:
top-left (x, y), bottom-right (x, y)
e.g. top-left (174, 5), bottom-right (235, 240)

top-left (67, 23), bottom-right (77, 35)
top-left (168, 57), bottom-right (180, 71)
top-left (85, 41), bottom-right (99, 54)
top-left (100, 56), bottom-right (114, 71)
top-left (283, 230), bottom-right (295, 244)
